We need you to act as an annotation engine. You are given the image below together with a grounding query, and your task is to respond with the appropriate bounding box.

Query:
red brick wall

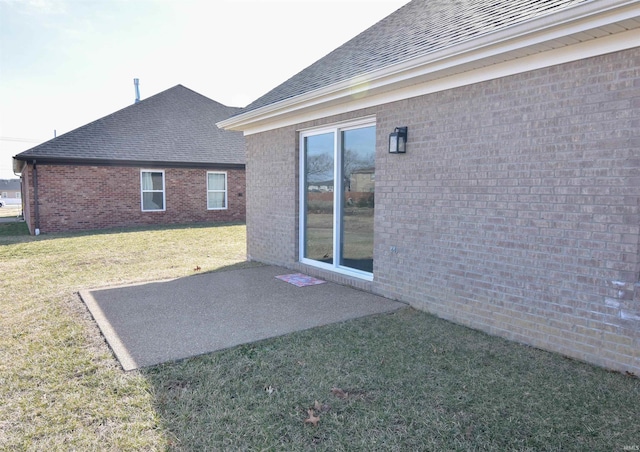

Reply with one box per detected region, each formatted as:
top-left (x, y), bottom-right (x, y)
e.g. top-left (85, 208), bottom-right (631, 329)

top-left (21, 164), bottom-right (245, 233)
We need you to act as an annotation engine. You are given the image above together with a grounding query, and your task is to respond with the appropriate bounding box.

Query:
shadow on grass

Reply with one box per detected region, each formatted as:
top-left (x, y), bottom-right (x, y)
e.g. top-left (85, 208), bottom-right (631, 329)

top-left (141, 308), bottom-right (639, 451)
top-left (0, 221), bottom-right (29, 237)
top-left (0, 221), bottom-right (245, 243)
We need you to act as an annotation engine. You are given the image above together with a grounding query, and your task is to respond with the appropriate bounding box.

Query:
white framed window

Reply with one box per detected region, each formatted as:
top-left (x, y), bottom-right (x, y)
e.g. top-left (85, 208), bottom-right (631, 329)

top-left (16, 192), bottom-right (21, 199)
top-left (140, 170), bottom-right (165, 211)
top-left (207, 172), bottom-right (227, 210)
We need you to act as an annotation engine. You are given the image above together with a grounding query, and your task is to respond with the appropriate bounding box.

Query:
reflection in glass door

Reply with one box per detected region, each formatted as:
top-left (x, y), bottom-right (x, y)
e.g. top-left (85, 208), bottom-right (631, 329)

top-left (340, 126), bottom-right (375, 273)
top-left (301, 121), bottom-right (375, 277)
top-left (302, 132), bottom-right (335, 264)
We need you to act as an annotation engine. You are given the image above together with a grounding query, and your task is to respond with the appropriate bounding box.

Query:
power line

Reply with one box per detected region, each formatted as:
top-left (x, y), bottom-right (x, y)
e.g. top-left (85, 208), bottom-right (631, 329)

top-left (0, 136), bottom-right (46, 143)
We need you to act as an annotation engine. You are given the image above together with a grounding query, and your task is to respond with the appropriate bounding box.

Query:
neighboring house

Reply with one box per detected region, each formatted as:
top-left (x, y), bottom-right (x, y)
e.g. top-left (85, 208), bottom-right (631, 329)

top-left (218, 0), bottom-right (640, 374)
top-left (0, 179), bottom-right (21, 205)
top-left (349, 168), bottom-right (375, 193)
top-left (13, 85), bottom-right (246, 234)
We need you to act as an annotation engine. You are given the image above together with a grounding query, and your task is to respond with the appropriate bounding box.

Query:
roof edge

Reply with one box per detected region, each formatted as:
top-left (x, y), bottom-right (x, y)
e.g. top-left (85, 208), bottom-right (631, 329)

top-left (218, 0), bottom-right (640, 134)
top-left (12, 156), bottom-right (245, 169)
top-left (12, 157), bottom-right (26, 176)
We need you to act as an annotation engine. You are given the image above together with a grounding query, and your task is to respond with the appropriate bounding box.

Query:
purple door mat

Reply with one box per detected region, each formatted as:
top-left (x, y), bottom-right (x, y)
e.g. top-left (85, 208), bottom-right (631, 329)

top-left (276, 273), bottom-right (327, 287)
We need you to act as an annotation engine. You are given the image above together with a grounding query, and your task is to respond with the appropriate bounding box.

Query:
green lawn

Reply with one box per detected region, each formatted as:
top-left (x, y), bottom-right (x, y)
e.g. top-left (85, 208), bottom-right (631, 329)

top-left (1, 223), bottom-right (638, 451)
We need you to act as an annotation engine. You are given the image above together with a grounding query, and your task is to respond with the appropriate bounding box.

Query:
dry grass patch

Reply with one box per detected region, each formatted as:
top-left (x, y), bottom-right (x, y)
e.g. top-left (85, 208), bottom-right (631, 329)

top-left (0, 205), bottom-right (21, 218)
top-left (0, 223), bottom-right (249, 450)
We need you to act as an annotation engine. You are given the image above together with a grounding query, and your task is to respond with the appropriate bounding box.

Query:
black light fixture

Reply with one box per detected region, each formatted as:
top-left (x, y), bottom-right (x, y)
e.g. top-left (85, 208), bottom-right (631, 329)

top-left (388, 126), bottom-right (407, 154)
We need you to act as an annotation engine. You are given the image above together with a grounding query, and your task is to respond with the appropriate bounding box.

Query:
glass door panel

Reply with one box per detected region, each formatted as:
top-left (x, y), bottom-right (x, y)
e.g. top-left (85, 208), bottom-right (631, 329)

top-left (340, 126), bottom-right (375, 273)
top-left (300, 121), bottom-right (375, 278)
top-left (303, 132), bottom-right (335, 264)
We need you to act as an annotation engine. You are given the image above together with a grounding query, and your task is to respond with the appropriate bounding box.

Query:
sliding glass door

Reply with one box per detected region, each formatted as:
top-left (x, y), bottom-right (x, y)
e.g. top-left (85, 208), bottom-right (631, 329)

top-left (300, 119), bottom-right (375, 278)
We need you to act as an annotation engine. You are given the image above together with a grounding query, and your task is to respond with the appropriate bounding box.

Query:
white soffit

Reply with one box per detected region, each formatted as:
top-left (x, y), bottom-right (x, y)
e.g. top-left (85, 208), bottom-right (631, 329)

top-left (219, 1), bottom-right (640, 135)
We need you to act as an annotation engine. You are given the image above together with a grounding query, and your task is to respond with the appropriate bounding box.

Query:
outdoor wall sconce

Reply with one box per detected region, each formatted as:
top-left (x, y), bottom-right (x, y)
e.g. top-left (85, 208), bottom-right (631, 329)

top-left (388, 126), bottom-right (407, 154)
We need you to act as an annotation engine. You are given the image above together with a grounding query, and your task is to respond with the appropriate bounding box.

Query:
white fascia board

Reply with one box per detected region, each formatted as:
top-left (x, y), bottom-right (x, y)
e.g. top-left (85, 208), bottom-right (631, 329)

top-left (240, 28), bottom-right (639, 135)
top-left (12, 158), bottom-right (26, 176)
top-left (217, 0), bottom-right (640, 134)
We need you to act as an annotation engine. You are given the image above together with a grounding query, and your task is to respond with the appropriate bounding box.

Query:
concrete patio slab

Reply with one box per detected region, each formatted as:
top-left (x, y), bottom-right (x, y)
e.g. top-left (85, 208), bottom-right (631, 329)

top-left (80, 265), bottom-right (405, 371)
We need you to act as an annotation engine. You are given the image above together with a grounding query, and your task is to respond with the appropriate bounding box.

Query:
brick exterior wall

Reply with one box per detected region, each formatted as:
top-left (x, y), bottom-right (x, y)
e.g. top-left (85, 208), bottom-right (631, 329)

top-left (246, 126), bottom-right (299, 264)
top-left (21, 164), bottom-right (245, 234)
top-left (245, 48), bottom-right (640, 374)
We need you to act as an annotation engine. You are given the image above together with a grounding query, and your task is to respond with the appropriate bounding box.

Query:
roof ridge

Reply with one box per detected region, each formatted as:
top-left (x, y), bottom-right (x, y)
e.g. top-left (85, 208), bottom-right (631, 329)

top-left (14, 85), bottom-right (246, 166)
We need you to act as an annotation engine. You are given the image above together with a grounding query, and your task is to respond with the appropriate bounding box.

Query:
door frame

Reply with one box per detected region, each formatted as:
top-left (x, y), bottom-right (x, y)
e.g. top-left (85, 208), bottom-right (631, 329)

top-left (298, 116), bottom-right (376, 281)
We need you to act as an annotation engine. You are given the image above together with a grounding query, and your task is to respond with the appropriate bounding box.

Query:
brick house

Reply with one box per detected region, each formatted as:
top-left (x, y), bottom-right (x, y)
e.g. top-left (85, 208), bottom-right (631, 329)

top-left (219, 0), bottom-right (640, 374)
top-left (13, 85), bottom-right (245, 234)
top-left (0, 179), bottom-right (21, 205)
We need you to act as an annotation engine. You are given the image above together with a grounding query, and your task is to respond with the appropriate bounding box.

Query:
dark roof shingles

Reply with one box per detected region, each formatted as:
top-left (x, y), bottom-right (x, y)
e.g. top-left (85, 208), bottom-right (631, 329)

top-left (243, 0), bottom-right (588, 112)
top-left (0, 179), bottom-right (21, 190)
top-left (16, 85), bottom-right (245, 166)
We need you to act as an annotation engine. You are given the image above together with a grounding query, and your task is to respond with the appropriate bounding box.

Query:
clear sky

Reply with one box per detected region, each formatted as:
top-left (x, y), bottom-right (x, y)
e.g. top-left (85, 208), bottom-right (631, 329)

top-left (0, 0), bottom-right (408, 179)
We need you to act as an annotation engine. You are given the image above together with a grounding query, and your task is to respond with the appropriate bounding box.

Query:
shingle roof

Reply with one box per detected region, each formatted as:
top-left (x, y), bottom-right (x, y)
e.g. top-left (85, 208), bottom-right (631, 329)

top-left (243, 0), bottom-right (589, 113)
top-left (0, 179), bottom-right (20, 190)
top-left (15, 85), bottom-right (245, 166)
